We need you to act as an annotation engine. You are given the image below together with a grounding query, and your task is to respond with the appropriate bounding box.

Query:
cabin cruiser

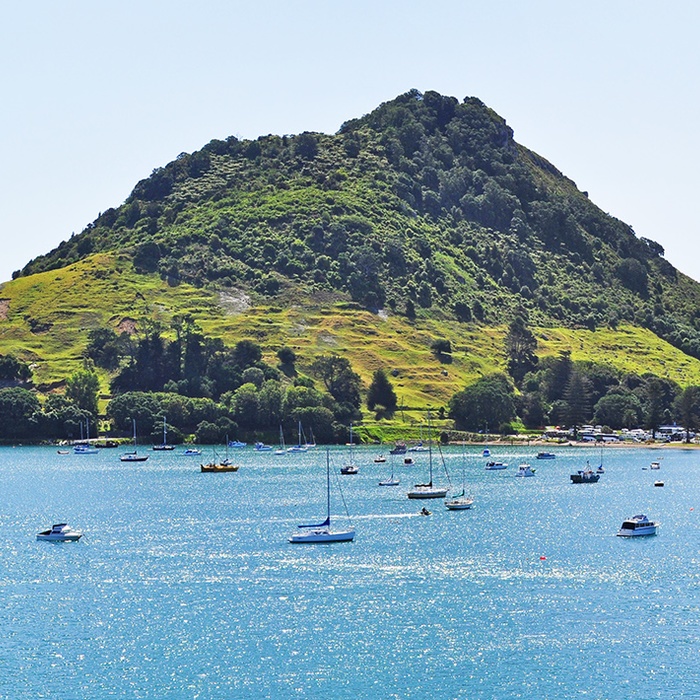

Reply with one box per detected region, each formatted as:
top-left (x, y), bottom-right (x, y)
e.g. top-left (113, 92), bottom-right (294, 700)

top-left (536, 451), bottom-right (556, 460)
top-left (389, 442), bottom-right (407, 455)
top-left (515, 463), bottom-right (536, 477)
top-left (485, 461), bottom-right (507, 470)
top-left (570, 463), bottom-right (600, 483)
top-left (617, 514), bottom-right (658, 537)
top-left (37, 523), bottom-right (83, 542)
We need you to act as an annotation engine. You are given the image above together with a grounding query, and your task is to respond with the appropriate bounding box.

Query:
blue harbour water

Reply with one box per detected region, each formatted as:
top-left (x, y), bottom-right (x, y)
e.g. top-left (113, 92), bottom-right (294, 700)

top-left (2, 444), bottom-right (700, 698)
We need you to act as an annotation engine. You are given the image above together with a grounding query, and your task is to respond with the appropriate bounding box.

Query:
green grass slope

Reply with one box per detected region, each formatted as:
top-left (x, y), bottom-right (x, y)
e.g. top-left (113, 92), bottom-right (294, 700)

top-left (3, 254), bottom-right (700, 410)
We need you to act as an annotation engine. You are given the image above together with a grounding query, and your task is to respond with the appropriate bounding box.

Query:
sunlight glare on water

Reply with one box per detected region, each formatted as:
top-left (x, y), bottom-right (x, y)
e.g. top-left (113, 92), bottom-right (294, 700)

top-left (1, 444), bottom-right (700, 698)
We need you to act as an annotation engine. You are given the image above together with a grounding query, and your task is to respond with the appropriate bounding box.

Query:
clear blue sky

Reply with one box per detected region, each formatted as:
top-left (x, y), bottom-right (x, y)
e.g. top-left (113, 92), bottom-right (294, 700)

top-left (2, 1), bottom-right (699, 284)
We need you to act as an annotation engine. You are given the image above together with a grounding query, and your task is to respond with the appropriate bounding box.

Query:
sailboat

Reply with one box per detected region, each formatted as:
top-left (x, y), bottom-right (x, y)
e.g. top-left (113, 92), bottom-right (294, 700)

top-left (152, 416), bottom-right (174, 451)
top-left (287, 421), bottom-right (308, 453)
top-left (289, 449), bottom-right (355, 544)
top-left (73, 418), bottom-right (98, 454)
top-left (200, 438), bottom-right (239, 472)
top-left (120, 419), bottom-right (149, 462)
top-left (378, 453), bottom-right (399, 486)
top-left (340, 423), bottom-right (359, 474)
top-left (407, 415), bottom-right (448, 499)
top-left (305, 427), bottom-right (317, 449)
top-left (274, 425), bottom-right (286, 456)
top-left (445, 446), bottom-right (474, 510)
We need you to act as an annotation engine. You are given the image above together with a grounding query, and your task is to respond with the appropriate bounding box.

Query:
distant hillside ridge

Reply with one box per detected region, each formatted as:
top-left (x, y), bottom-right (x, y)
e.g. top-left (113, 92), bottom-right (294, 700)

top-left (17, 89), bottom-right (700, 360)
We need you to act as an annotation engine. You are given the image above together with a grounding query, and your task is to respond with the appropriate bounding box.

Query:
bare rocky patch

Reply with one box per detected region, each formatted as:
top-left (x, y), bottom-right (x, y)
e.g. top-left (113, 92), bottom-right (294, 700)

top-left (219, 290), bottom-right (251, 315)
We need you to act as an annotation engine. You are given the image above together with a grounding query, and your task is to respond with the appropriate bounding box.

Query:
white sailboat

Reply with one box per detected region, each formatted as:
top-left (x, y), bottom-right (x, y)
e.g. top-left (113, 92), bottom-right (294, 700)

top-left (120, 419), bottom-right (149, 462)
top-left (73, 418), bottom-right (98, 454)
top-left (340, 423), bottom-right (359, 474)
top-left (287, 421), bottom-right (308, 453)
top-left (407, 415), bottom-right (448, 499)
top-left (445, 446), bottom-right (473, 510)
top-left (378, 453), bottom-right (399, 486)
top-left (274, 425), bottom-right (286, 456)
top-left (152, 416), bottom-right (174, 451)
top-left (305, 427), bottom-right (317, 449)
top-left (289, 449), bottom-right (355, 544)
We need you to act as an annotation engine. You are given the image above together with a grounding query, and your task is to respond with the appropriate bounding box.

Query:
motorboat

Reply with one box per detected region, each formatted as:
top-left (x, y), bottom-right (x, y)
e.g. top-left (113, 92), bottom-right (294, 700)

top-left (570, 463), bottom-right (600, 483)
top-left (617, 514), bottom-right (658, 537)
top-left (482, 448), bottom-right (491, 457)
top-left (654, 480), bottom-right (664, 487)
top-left (74, 443), bottom-right (98, 455)
top-left (389, 442), bottom-right (407, 455)
top-left (254, 442), bottom-right (272, 452)
top-left (183, 447), bottom-right (201, 455)
top-left (485, 461), bottom-right (507, 470)
top-left (404, 457), bottom-right (414, 465)
top-left (228, 440), bottom-right (247, 449)
top-left (515, 463), bottom-right (536, 477)
top-left (536, 451), bottom-right (556, 460)
top-left (374, 455), bottom-right (386, 463)
top-left (650, 461), bottom-right (661, 470)
top-left (37, 523), bottom-right (83, 542)
top-left (289, 449), bottom-right (355, 544)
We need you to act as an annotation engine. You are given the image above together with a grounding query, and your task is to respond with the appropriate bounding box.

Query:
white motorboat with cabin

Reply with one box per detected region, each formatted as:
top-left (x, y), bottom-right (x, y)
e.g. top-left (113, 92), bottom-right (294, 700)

top-left (37, 523), bottom-right (83, 542)
top-left (515, 463), bottom-right (536, 477)
top-left (617, 514), bottom-right (658, 537)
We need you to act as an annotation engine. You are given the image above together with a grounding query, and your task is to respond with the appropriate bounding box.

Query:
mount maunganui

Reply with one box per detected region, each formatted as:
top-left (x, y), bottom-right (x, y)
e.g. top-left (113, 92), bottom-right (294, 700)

top-left (6, 89), bottom-right (700, 400)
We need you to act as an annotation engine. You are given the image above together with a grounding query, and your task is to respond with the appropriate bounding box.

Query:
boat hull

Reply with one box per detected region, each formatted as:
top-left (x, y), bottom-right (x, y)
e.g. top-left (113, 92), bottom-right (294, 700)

top-left (289, 528), bottom-right (355, 544)
top-left (378, 478), bottom-right (400, 486)
top-left (617, 526), bottom-right (658, 537)
top-left (200, 464), bottom-right (239, 472)
top-left (570, 474), bottom-right (600, 483)
top-left (445, 499), bottom-right (474, 510)
top-left (407, 487), bottom-right (448, 499)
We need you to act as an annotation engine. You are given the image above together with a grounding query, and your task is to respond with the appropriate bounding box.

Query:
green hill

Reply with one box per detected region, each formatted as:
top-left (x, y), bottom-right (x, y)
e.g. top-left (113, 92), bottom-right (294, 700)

top-left (4, 89), bottom-right (700, 434)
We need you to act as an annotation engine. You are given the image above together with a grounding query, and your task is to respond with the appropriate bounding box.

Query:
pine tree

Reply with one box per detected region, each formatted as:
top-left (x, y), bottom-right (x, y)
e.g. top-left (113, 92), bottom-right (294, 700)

top-left (367, 369), bottom-right (398, 413)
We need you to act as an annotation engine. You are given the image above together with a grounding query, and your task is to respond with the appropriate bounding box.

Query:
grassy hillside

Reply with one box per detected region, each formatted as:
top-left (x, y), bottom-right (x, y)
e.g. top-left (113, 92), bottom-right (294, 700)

top-left (3, 253), bottom-right (700, 414)
top-left (6, 89), bottom-right (700, 429)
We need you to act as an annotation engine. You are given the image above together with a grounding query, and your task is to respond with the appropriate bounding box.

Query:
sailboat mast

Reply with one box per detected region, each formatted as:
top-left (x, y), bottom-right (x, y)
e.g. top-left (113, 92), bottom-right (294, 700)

top-left (427, 414), bottom-right (433, 486)
top-left (326, 448), bottom-right (331, 524)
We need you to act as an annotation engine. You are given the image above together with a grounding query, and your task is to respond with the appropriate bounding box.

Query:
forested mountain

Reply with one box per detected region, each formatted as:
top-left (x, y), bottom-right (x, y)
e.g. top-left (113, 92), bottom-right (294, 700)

top-left (18, 89), bottom-right (700, 359)
top-left (4, 89), bottom-right (700, 443)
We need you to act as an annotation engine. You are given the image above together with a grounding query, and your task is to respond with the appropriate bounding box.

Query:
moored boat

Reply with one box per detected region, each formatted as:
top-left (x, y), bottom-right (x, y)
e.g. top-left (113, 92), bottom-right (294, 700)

top-left (289, 449), bottom-right (355, 544)
top-left (515, 463), bottom-right (536, 477)
top-left (536, 451), bottom-right (556, 460)
top-left (570, 462), bottom-right (600, 483)
top-left (407, 416), bottom-right (448, 499)
top-left (37, 523), bottom-right (83, 542)
top-left (617, 514), bottom-right (658, 537)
